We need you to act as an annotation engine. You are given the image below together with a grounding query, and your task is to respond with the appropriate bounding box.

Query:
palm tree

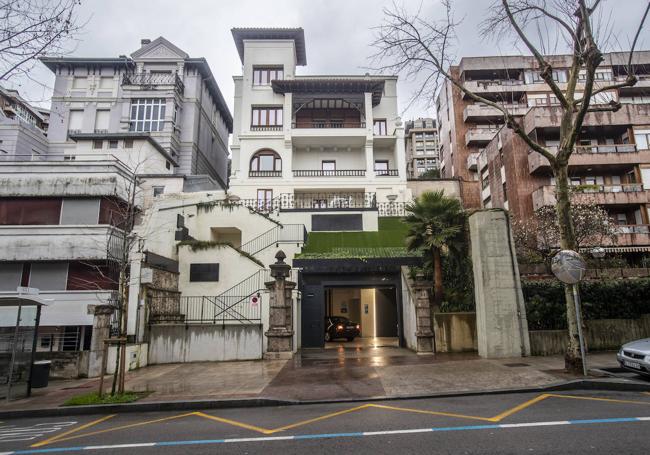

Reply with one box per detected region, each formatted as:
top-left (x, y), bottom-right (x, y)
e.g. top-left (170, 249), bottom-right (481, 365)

top-left (404, 190), bottom-right (465, 308)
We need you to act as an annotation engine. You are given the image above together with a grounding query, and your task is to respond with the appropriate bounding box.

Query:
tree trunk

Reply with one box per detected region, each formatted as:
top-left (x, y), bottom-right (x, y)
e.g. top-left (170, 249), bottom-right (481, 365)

top-left (553, 162), bottom-right (583, 373)
top-left (432, 247), bottom-right (443, 310)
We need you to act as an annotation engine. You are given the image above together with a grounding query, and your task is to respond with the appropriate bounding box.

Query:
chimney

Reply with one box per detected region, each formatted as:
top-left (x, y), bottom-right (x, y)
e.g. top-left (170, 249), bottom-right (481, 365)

top-left (141, 38), bottom-right (151, 46)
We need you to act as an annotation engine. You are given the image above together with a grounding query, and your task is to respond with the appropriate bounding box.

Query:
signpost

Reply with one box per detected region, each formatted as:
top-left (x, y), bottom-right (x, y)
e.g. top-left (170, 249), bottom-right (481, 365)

top-left (551, 250), bottom-right (588, 377)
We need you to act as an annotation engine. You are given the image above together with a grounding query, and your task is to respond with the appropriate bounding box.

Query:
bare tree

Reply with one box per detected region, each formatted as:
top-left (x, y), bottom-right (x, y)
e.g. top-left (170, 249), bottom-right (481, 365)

top-left (0, 0), bottom-right (84, 81)
top-left (372, 0), bottom-right (650, 372)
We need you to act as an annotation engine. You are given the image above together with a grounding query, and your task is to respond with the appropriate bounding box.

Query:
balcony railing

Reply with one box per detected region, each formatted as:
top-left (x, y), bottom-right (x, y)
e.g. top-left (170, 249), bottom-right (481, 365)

top-left (617, 224), bottom-right (650, 234)
top-left (573, 183), bottom-right (644, 193)
top-left (281, 192), bottom-right (376, 210)
top-left (375, 169), bottom-right (399, 176)
top-left (292, 121), bottom-right (365, 129)
top-left (122, 72), bottom-right (184, 94)
top-left (293, 169), bottom-right (366, 177)
top-left (574, 144), bottom-right (637, 154)
top-left (250, 125), bottom-right (283, 132)
top-left (249, 170), bottom-right (282, 177)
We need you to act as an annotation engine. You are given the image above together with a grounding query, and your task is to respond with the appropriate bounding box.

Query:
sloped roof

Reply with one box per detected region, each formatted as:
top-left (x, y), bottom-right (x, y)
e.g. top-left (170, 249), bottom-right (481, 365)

top-left (231, 28), bottom-right (306, 65)
top-left (130, 37), bottom-right (189, 59)
top-left (272, 78), bottom-right (385, 106)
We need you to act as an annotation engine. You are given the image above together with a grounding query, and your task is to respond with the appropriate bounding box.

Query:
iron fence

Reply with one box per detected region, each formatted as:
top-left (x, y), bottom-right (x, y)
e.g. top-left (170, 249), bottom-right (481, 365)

top-left (378, 202), bottom-right (407, 217)
top-left (292, 170), bottom-right (366, 177)
top-left (122, 72), bottom-right (184, 94)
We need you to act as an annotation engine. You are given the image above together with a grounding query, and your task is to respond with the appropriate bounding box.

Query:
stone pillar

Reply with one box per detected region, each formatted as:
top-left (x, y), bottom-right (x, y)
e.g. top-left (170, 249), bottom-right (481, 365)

top-left (394, 117), bottom-right (407, 181)
top-left (88, 305), bottom-right (115, 377)
top-left (412, 273), bottom-right (435, 353)
top-left (264, 251), bottom-right (296, 360)
top-left (364, 91), bottom-right (375, 178)
top-left (469, 209), bottom-right (531, 358)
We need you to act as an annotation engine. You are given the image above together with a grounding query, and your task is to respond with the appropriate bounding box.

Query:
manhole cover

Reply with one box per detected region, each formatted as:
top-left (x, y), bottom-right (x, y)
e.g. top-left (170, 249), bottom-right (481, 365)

top-left (503, 363), bottom-right (530, 367)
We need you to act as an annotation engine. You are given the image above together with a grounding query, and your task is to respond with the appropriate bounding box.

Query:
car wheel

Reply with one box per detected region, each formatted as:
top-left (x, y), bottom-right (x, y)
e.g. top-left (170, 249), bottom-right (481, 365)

top-left (325, 332), bottom-right (331, 342)
top-left (347, 337), bottom-right (355, 341)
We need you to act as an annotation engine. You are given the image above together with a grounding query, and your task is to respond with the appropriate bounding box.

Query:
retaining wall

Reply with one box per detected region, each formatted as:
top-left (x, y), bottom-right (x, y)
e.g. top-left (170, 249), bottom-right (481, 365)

top-left (434, 312), bottom-right (478, 353)
top-left (148, 324), bottom-right (263, 364)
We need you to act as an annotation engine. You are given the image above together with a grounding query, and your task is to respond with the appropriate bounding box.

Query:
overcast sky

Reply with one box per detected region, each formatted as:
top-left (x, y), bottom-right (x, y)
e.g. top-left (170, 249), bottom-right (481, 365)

top-left (6, 0), bottom-right (649, 120)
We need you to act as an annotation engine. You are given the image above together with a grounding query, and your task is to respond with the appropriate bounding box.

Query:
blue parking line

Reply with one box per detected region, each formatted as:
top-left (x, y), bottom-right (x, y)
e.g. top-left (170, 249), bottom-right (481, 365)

top-left (4, 416), bottom-right (649, 454)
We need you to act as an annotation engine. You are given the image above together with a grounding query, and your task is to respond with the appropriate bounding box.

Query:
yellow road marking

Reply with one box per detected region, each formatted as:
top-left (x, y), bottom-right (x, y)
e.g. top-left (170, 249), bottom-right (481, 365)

top-left (194, 412), bottom-right (275, 434)
top-left (34, 412), bottom-right (196, 446)
top-left (31, 391), bottom-right (650, 446)
top-left (489, 394), bottom-right (551, 422)
top-left (547, 393), bottom-right (650, 406)
top-left (31, 414), bottom-right (116, 448)
top-left (368, 403), bottom-right (494, 422)
top-left (269, 404), bottom-right (372, 433)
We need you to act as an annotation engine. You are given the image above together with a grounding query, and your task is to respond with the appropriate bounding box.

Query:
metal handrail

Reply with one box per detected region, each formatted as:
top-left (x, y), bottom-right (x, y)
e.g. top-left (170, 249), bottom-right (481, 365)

top-left (292, 121), bottom-right (365, 129)
top-left (239, 224), bottom-right (306, 256)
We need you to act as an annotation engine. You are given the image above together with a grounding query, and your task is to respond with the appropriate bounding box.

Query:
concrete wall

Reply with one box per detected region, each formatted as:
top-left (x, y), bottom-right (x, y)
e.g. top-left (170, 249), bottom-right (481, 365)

top-left (34, 351), bottom-right (89, 379)
top-left (106, 343), bottom-right (149, 374)
top-left (400, 268), bottom-right (418, 351)
top-left (530, 316), bottom-right (650, 356)
top-left (148, 324), bottom-right (262, 363)
top-left (407, 179), bottom-right (461, 200)
top-left (469, 209), bottom-right (531, 358)
top-left (434, 312), bottom-right (478, 353)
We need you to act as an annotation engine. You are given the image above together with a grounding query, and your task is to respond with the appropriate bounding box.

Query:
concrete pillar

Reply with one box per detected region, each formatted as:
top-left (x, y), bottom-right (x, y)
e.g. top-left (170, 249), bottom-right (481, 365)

top-left (264, 251), bottom-right (295, 359)
top-left (364, 92), bottom-right (375, 178)
top-left (394, 117), bottom-right (407, 181)
top-left (88, 305), bottom-right (115, 377)
top-left (412, 273), bottom-right (435, 353)
top-left (283, 92), bottom-right (293, 179)
top-left (469, 209), bottom-right (531, 358)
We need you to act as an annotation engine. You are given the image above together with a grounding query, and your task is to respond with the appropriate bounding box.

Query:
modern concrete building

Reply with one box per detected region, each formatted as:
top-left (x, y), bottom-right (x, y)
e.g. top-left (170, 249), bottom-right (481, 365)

top-left (40, 36), bottom-right (232, 191)
top-left (437, 51), bottom-right (650, 253)
top-left (0, 38), bottom-right (233, 363)
top-left (405, 118), bottom-right (439, 178)
top-left (0, 87), bottom-right (49, 159)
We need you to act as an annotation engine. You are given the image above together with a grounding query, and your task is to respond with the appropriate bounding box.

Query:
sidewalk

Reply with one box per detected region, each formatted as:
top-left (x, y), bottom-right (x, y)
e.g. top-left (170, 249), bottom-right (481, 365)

top-left (1, 348), bottom-right (645, 412)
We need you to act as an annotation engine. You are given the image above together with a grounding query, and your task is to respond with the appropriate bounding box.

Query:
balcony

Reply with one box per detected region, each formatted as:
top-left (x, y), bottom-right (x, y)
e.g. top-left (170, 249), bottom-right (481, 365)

top-left (290, 120), bottom-right (368, 148)
top-left (528, 144), bottom-right (646, 174)
top-left (463, 103), bottom-right (529, 122)
top-left (292, 169), bottom-right (366, 177)
top-left (465, 127), bottom-right (499, 146)
top-left (250, 125), bottom-right (283, 132)
top-left (467, 153), bottom-right (479, 171)
top-left (121, 72), bottom-right (184, 95)
top-left (462, 79), bottom-right (526, 98)
top-left (0, 225), bottom-right (121, 261)
top-left (532, 184), bottom-right (648, 210)
top-left (248, 170), bottom-right (282, 178)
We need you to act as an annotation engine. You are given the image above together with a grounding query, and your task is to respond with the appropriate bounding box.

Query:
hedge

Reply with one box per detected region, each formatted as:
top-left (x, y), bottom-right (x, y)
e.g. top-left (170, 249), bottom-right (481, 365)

top-left (522, 278), bottom-right (650, 330)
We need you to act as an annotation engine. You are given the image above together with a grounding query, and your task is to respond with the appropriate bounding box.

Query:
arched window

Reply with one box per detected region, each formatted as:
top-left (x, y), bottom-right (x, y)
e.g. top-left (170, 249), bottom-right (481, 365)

top-left (250, 150), bottom-right (282, 173)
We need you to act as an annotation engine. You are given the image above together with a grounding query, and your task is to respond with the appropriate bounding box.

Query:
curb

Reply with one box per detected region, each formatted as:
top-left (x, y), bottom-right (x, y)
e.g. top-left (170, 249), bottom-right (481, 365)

top-left (2, 378), bottom-right (649, 419)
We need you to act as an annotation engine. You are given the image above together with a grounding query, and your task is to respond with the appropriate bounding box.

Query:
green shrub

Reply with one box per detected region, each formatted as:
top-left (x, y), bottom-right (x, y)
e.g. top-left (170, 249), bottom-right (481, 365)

top-left (522, 278), bottom-right (650, 330)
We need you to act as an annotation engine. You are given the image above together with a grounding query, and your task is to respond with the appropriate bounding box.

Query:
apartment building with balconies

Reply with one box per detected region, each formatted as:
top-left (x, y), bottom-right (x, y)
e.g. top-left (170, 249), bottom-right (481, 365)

top-left (467, 51), bottom-right (650, 254)
top-left (0, 86), bottom-right (49, 160)
top-left (405, 118), bottom-right (439, 178)
top-left (40, 36), bottom-right (233, 192)
top-left (228, 28), bottom-right (409, 225)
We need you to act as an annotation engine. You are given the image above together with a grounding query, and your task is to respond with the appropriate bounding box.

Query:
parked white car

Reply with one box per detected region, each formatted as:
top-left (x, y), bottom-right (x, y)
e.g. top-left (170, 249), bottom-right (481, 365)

top-left (617, 338), bottom-right (650, 377)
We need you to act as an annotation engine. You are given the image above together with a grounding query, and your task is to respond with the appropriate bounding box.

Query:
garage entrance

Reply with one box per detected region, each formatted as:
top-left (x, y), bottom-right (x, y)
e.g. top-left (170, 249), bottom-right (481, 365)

top-left (298, 266), bottom-right (408, 349)
top-left (324, 287), bottom-right (398, 348)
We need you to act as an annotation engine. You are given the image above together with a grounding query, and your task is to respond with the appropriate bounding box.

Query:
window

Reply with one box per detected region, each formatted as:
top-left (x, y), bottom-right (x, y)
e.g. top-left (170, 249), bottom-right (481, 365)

top-left (322, 160), bottom-right (336, 175)
top-left (93, 140), bottom-right (103, 149)
top-left (165, 161), bottom-right (171, 170)
top-left (373, 119), bottom-right (387, 135)
top-left (108, 140), bottom-right (118, 149)
top-left (374, 160), bottom-right (389, 175)
top-left (251, 107), bottom-right (283, 127)
top-left (94, 110), bottom-right (110, 132)
top-left (481, 173), bottom-right (490, 190)
top-left (189, 263), bottom-right (219, 282)
top-left (0, 198), bottom-right (62, 225)
top-left (616, 213), bottom-right (628, 225)
top-left (502, 182), bottom-right (508, 202)
top-left (72, 76), bottom-right (87, 89)
top-left (153, 186), bottom-right (165, 198)
top-left (253, 66), bottom-right (284, 85)
top-left (257, 189), bottom-right (273, 211)
top-left (250, 150), bottom-right (281, 172)
top-left (129, 98), bottom-right (166, 132)
top-left (124, 139), bottom-right (134, 149)
top-left (68, 110), bottom-right (83, 132)
top-left (99, 76), bottom-right (113, 89)
top-left (635, 130), bottom-right (650, 150)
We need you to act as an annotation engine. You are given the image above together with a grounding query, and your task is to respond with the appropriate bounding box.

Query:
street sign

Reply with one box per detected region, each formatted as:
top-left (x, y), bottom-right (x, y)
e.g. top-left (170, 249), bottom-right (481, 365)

top-left (140, 267), bottom-right (153, 284)
top-left (250, 294), bottom-right (259, 306)
top-left (16, 286), bottom-right (39, 295)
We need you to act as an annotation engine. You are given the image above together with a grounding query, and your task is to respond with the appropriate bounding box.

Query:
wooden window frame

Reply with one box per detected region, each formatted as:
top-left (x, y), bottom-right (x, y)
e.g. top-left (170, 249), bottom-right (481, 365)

top-left (251, 107), bottom-right (283, 127)
top-left (252, 66), bottom-right (284, 86)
